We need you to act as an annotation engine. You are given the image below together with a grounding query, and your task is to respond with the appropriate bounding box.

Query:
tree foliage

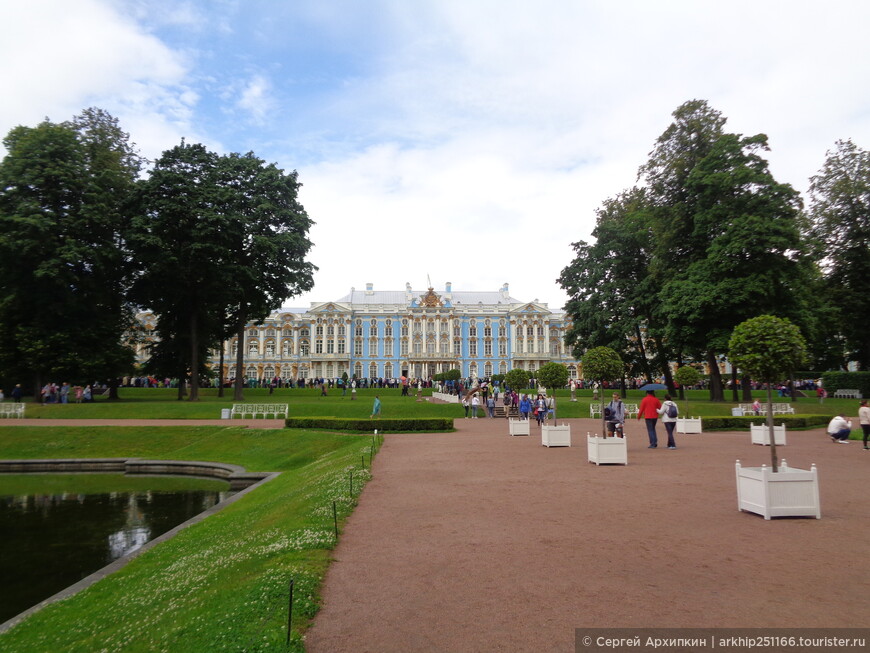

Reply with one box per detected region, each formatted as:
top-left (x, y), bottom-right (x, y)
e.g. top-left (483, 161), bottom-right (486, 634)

top-left (504, 368), bottom-right (530, 392)
top-left (581, 347), bottom-right (623, 383)
top-left (808, 139), bottom-right (870, 368)
top-left (0, 110), bottom-right (140, 394)
top-left (561, 99), bottom-right (821, 400)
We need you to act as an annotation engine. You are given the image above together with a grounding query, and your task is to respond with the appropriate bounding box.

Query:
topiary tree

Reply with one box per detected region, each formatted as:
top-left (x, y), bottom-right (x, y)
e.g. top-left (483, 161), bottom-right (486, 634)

top-left (504, 368), bottom-right (531, 394)
top-left (729, 315), bottom-right (807, 472)
top-left (537, 362), bottom-right (570, 425)
top-left (582, 346), bottom-right (624, 437)
top-left (672, 365), bottom-right (702, 417)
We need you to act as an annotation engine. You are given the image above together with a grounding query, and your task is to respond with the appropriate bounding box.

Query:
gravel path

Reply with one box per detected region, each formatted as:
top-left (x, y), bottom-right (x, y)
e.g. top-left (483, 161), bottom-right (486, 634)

top-left (306, 416), bottom-right (870, 652)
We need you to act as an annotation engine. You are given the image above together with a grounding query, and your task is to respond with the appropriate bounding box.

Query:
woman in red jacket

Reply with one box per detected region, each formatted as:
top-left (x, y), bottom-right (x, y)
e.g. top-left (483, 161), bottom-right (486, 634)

top-left (637, 390), bottom-right (662, 448)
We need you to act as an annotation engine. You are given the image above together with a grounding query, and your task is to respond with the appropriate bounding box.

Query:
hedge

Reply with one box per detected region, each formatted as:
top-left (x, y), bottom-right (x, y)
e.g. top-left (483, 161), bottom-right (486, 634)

top-left (701, 415), bottom-right (830, 431)
top-left (821, 371), bottom-right (870, 397)
top-left (285, 417), bottom-right (455, 432)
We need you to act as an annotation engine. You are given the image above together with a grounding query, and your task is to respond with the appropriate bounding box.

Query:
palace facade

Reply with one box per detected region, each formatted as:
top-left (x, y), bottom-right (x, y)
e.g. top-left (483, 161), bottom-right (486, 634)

top-left (137, 282), bottom-right (578, 382)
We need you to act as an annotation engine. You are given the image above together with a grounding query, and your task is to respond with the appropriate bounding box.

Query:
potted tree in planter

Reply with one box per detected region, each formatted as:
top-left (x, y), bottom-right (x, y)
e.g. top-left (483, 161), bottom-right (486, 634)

top-left (582, 346), bottom-right (627, 465)
top-left (537, 362), bottom-right (571, 447)
top-left (729, 315), bottom-right (819, 519)
top-left (504, 368), bottom-right (531, 435)
top-left (672, 365), bottom-right (703, 434)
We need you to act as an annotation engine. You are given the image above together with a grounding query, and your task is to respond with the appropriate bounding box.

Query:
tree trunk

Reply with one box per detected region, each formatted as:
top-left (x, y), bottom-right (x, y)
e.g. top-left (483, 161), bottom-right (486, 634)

top-left (742, 374), bottom-right (753, 401)
top-left (108, 377), bottom-right (120, 401)
top-left (217, 340), bottom-right (226, 398)
top-left (766, 383), bottom-right (779, 472)
top-left (33, 373), bottom-right (42, 405)
top-left (676, 354), bottom-right (685, 400)
top-left (730, 367), bottom-right (739, 402)
top-left (188, 313), bottom-right (200, 401)
top-left (233, 322), bottom-right (246, 401)
top-left (662, 362), bottom-right (675, 395)
top-left (706, 351), bottom-right (724, 401)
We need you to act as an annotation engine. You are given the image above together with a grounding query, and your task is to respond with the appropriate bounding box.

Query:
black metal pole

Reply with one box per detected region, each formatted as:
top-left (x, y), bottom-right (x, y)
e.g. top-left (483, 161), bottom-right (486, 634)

top-left (332, 500), bottom-right (338, 540)
top-left (286, 578), bottom-right (294, 646)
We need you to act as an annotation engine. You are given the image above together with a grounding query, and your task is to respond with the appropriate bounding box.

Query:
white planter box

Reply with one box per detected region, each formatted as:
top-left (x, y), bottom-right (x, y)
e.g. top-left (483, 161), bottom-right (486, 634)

top-left (676, 417), bottom-right (702, 434)
top-left (509, 418), bottom-right (530, 436)
top-left (750, 423), bottom-right (787, 446)
top-left (735, 460), bottom-right (820, 520)
top-left (587, 434), bottom-right (627, 465)
top-left (541, 424), bottom-right (571, 447)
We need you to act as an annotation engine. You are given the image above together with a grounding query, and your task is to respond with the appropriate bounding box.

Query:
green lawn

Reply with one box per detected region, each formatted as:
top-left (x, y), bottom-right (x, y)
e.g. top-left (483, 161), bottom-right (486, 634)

top-left (0, 425), bottom-right (379, 652)
top-left (7, 386), bottom-right (852, 420)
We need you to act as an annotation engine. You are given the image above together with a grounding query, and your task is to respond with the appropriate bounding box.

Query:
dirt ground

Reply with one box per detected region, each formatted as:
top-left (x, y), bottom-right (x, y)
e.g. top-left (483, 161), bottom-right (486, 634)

top-left (306, 416), bottom-right (870, 653)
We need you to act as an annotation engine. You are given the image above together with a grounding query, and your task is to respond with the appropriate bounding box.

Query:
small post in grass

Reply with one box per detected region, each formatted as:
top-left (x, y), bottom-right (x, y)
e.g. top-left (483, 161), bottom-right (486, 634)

top-left (286, 577), bottom-right (294, 646)
top-left (361, 454), bottom-right (365, 469)
top-left (349, 469), bottom-right (354, 496)
top-left (332, 500), bottom-right (338, 540)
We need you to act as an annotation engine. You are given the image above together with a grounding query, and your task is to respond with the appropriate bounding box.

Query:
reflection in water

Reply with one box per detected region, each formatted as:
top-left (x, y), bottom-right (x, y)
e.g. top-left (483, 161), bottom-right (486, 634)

top-left (0, 487), bottom-right (232, 624)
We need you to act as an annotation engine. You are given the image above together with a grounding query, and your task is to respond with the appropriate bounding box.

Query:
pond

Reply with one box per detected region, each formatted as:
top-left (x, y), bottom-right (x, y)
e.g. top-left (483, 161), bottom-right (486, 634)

top-left (0, 474), bottom-right (234, 624)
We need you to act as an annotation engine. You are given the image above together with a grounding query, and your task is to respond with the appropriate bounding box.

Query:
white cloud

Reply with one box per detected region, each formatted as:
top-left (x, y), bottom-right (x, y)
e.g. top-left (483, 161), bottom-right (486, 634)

top-left (0, 0), bottom-right (201, 158)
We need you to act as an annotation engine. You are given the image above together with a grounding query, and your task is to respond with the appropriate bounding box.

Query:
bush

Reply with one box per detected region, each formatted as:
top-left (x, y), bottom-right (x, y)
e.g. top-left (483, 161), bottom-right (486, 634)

top-left (821, 371), bottom-right (870, 397)
top-left (285, 417), bottom-right (454, 432)
top-left (702, 415), bottom-right (830, 430)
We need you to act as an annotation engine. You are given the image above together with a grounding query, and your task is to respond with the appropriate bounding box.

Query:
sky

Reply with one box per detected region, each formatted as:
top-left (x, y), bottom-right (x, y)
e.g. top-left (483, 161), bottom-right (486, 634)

top-left (3, 0), bottom-right (870, 311)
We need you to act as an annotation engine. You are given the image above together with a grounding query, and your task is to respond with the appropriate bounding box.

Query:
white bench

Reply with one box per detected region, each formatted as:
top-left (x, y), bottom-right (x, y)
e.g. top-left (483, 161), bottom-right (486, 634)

top-left (739, 402), bottom-right (795, 416)
top-left (230, 403), bottom-right (288, 419)
top-left (833, 389), bottom-right (862, 399)
top-left (591, 402), bottom-right (637, 418)
top-left (0, 403), bottom-right (25, 418)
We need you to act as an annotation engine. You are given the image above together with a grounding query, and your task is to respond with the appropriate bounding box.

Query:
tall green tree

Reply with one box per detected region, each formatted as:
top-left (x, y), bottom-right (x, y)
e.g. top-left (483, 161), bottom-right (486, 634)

top-left (213, 152), bottom-right (316, 401)
top-left (129, 142), bottom-right (233, 401)
top-left (807, 139), bottom-right (870, 369)
top-left (559, 187), bottom-right (674, 385)
top-left (536, 362), bottom-right (569, 424)
top-left (0, 110), bottom-right (139, 396)
top-left (642, 101), bottom-right (814, 400)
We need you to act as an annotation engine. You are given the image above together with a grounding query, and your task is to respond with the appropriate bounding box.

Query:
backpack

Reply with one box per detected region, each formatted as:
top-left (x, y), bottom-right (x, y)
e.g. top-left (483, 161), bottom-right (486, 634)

top-left (604, 406), bottom-right (612, 419)
top-left (666, 402), bottom-right (678, 418)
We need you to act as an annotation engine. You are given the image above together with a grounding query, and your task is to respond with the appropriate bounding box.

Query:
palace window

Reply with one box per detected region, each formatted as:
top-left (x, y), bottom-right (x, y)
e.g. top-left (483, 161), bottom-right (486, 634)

top-left (300, 341), bottom-right (310, 356)
top-left (355, 319), bottom-right (363, 337)
top-left (385, 362), bottom-right (393, 378)
top-left (337, 339), bottom-right (346, 354)
top-left (249, 341), bottom-right (259, 355)
top-left (469, 341), bottom-right (477, 356)
top-left (401, 319), bottom-right (409, 337)
top-left (266, 328), bottom-right (275, 337)
top-left (327, 340), bottom-right (334, 354)
top-left (499, 341), bottom-right (507, 357)
top-left (265, 342), bottom-right (275, 357)
top-left (315, 339), bottom-right (323, 354)
top-left (316, 325), bottom-right (323, 337)
top-left (370, 320), bottom-right (378, 337)
top-left (469, 324), bottom-right (477, 337)
top-left (354, 339), bottom-right (363, 356)
top-left (369, 362), bottom-right (377, 378)
top-left (369, 338), bottom-right (378, 356)
top-left (283, 340), bottom-right (292, 356)
top-left (484, 362), bottom-right (492, 377)
top-left (401, 340), bottom-right (409, 356)
top-left (300, 328), bottom-right (310, 337)
top-left (454, 340), bottom-right (461, 356)
top-left (384, 338), bottom-right (393, 357)
top-left (484, 341), bottom-right (492, 357)
top-left (338, 325), bottom-right (346, 337)
top-left (327, 325), bottom-right (334, 337)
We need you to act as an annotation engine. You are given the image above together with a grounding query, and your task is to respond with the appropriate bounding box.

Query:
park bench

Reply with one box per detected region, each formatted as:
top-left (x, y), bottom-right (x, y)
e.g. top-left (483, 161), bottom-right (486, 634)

top-left (833, 389), bottom-right (862, 399)
top-left (591, 402), bottom-right (637, 418)
top-left (230, 403), bottom-right (288, 419)
top-left (738, 402), bottom-right (795, 416)
top-left (0, 403), bottom-right (25, 418)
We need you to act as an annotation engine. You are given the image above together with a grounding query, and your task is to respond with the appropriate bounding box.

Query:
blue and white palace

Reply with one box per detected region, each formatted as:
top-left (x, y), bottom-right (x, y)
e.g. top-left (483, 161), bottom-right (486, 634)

top-left (138, 282), bottom-right (578, 383)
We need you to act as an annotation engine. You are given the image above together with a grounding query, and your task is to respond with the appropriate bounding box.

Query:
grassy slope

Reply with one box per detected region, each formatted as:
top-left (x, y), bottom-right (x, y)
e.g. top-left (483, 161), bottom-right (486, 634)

top-left (0, 425), bottom-right (377, 652)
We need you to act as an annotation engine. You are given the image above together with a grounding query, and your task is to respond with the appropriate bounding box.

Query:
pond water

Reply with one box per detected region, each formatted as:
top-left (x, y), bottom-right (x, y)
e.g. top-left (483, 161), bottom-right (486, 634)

top-left (0, 474), bottom-right (233, 624)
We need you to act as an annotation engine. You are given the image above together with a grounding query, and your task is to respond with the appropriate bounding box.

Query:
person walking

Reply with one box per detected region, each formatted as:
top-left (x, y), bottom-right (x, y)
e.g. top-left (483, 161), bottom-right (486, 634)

top-left (860, 400), bottom-right (870, 450)
top-left (486, 395), bottom-right (495, 418)
top-left (637, 390), bottom-right (662, 448)
top-left (534, 394), bottom-right (547, 426)
top-left (471, 394), bottom-right (481, 418)
top-left (370, 395), bottom-right (381, 419)
top-left (658, 394), bottom-right (679, 449)
top-left (11, 384), bottom-right (22, 402)
top-left (519, 394), bottom-right (532, 420)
